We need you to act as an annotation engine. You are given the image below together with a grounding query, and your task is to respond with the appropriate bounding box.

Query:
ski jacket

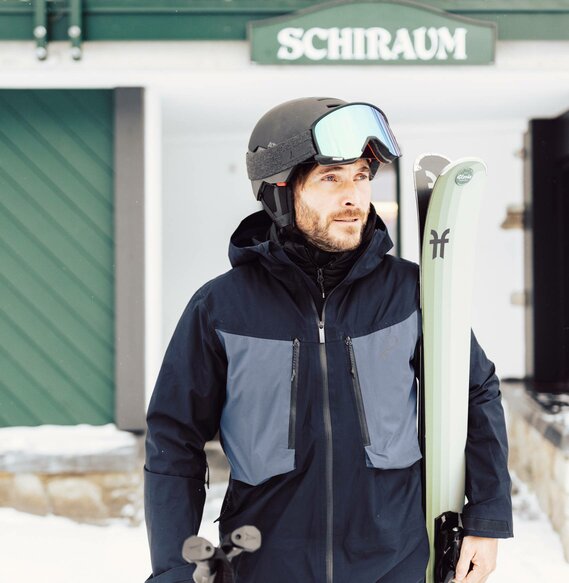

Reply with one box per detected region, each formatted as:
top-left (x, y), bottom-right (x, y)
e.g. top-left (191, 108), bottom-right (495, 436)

top-left (144, 210), bottom-right (513, 583)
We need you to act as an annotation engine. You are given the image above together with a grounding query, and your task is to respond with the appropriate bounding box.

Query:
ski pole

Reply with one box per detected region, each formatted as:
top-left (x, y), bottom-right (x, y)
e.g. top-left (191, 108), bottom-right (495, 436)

top-left (182, 525), bottom-right (262, 583)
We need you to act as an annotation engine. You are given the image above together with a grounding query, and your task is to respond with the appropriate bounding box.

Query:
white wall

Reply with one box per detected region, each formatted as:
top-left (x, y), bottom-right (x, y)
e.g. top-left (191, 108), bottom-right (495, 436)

top-left (162, 121), bottom-right (526, 380)
top-left (161, 134), bottom-right (259, 345)
top-left (397, 121), bottom-right (526, 379)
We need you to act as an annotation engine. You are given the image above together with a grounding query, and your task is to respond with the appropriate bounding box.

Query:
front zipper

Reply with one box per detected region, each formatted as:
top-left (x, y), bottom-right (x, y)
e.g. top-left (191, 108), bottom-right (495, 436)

top-left (303, 258), bottom-right (364, 583)
top-left (345, 337), bottom-right (371, 447)
top-left (288, 338), bottom-right (301, 449)
top-left (311, 300), bottom-right (333, 583)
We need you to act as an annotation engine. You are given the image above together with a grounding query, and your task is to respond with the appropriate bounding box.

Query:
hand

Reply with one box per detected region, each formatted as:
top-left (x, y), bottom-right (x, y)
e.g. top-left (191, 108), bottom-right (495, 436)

top-left (453, 535), bottom-right (498, 583)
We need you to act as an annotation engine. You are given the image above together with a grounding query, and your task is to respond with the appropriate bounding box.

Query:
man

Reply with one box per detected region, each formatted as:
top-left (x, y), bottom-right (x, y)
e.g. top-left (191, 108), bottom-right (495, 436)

top-left (144, 97), bottom-right (513, 583)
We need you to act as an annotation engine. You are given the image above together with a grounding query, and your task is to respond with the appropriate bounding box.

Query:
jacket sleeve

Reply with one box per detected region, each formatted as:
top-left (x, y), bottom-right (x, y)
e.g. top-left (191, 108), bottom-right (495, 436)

top-left (144, 290), bottom-right (227, 582)
top-left (461, 330), bottom-right (514, 539)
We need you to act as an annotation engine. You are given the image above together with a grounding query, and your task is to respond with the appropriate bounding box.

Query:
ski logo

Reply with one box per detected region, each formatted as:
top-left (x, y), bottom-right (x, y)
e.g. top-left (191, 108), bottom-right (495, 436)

top-left (429, 228), bottom-right (450, 259)
top-left (455, 168), bottom-right (474, 185)
top-left (426, 170), bottom-right (440, 189)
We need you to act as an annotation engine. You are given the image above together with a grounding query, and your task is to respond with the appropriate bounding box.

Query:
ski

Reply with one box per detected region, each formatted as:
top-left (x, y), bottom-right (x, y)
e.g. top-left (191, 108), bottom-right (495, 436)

top-left (182, 525), bottom-right (262, 583)
top-left (413, 153), bottom-right (452, 518)
top-left (413, 154), bottom-right (451, 252)
top-left (414, 156), bottom-right (486, 583)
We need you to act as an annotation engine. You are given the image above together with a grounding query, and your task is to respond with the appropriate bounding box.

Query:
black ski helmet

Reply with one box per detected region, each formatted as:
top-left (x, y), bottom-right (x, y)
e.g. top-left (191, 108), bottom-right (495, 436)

top-left (246, 96), bottom-right (400, 230)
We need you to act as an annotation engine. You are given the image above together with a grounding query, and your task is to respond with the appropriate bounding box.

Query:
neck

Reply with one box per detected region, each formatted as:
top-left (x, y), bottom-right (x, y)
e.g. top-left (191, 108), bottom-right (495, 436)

top-left (268, 205), bottom-right (378, 304)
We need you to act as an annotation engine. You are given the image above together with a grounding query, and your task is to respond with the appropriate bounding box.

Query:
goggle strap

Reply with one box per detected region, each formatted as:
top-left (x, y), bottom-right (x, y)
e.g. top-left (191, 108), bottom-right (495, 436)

top-left (246, 130), bottom-right (316, 181)
top-left (365, 140), bottom-right (381, 162)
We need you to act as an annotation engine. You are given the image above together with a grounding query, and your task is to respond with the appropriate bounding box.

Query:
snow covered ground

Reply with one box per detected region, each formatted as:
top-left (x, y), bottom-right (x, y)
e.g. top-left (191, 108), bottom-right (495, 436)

top-left (0, 472), bottom-right (568, 582)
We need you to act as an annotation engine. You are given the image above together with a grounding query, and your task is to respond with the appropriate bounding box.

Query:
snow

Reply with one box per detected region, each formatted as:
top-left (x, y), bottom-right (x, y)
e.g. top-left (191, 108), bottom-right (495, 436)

top-left (0, 424), bottom-right (140, 474)
top-left (0, 482), bottom-right (225, 583)
top-left (0, 474), bottom-right (568, 582)
top-left (492, 473), bottom-right (569, 580)
top-left (0, 424), bottom-right (138, 456)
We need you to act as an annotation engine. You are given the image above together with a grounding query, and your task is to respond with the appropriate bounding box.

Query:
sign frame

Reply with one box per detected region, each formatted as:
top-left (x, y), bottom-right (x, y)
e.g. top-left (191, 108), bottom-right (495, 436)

top-left (248, 0), bottom-right (497, 66)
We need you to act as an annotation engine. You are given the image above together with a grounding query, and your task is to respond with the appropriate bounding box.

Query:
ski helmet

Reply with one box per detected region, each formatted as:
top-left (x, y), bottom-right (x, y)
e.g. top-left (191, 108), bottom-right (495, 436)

top-left (246, 97), bottom-right (401, 230)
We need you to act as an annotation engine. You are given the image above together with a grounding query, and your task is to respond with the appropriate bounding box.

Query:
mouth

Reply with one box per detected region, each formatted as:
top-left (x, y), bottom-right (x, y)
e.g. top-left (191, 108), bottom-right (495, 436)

top-left (334, 218), bottom-right (360, 223)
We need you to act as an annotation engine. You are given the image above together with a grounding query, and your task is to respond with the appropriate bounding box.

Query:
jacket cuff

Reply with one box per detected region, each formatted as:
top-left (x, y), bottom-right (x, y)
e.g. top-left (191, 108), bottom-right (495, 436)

top-left (144, 467), bottom-right (207, 579)
top-left (144, 563), bottom-right (196, 582)
top-left (462, 515), bottom-right (513, 538)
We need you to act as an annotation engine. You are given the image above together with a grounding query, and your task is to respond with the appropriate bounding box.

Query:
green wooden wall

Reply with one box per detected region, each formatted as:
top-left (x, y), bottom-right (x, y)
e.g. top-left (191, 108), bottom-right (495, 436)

top-left (1, 1), bottom-right (569, 41)
top-left (0, 90), bottom-right (115, 427)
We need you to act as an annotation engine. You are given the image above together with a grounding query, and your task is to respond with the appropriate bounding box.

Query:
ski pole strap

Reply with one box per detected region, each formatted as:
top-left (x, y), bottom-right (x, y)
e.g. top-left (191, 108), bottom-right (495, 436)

top-left (211, 548), bottom-right (234, 583)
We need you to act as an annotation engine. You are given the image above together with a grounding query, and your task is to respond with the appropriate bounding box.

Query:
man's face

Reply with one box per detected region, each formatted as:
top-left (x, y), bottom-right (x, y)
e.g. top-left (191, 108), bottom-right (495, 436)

top-left (294, 160), bottom-right (372, 252)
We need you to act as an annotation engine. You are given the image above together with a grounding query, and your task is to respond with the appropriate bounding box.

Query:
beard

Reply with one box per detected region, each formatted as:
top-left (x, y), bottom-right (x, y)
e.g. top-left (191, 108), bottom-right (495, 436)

top-left (295, 199), bottom-right (369, 252)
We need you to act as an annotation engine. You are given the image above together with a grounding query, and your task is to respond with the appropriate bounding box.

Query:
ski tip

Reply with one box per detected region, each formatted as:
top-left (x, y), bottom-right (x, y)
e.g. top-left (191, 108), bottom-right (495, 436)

top-left (440, 157), bottom-right (487, 177)
top-left (414, 153), bottom-right (451, 171)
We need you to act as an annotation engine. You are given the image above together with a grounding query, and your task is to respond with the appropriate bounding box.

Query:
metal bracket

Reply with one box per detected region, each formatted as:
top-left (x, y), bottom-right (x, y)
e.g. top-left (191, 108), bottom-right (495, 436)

top-left (68, 0), bottom-right (83, 60)
top-left (33, 0), bottom-right (83, 61)
top-left (33, 0), bottom-right (48, 60)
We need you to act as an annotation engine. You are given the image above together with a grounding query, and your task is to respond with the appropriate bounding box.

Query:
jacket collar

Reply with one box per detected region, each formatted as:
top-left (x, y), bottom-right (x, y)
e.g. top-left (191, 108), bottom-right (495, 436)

top-left (229, 204), bottom-right (394, 289)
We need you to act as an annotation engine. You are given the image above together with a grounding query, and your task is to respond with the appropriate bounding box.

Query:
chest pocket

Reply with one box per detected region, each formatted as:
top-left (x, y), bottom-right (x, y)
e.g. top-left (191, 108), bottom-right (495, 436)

top-left (216, 331), bottom-right (299, 486)
top-left (346, 310), bottom-right (422, 470)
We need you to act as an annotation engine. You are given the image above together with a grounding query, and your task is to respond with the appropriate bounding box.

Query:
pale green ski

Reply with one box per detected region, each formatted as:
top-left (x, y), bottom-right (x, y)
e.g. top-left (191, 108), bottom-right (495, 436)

top-left (418, 157), bottom-right (486, 583)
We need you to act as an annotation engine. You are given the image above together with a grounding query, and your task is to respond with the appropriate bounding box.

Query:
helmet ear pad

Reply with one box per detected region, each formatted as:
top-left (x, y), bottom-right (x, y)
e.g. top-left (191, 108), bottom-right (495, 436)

top-left (259, 182), bottom-right (295, 230)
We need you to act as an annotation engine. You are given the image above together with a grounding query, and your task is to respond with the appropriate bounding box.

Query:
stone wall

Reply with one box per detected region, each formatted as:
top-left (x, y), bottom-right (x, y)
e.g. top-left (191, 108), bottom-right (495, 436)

top-left (0, 424), bottom-right (144, 524)
top-left (0, 425), bottom-right (230, 525)
top-left (0, 470), bottom-right (143, 524)
top-left (503, 382), bottom-right (569, 561)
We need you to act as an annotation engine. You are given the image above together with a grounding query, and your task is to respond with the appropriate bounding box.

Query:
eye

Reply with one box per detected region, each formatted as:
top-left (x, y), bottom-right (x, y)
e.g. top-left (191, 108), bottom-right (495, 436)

top-left (356, 172), bottom-right (370, 180)
top-left (321, 174), bottom-right (337, 182)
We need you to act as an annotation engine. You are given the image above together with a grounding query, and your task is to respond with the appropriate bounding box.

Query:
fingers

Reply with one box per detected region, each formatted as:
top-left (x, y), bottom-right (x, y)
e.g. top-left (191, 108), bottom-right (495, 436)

top-left (453, 536), bottom-right (498, 583)
top-left (453, 541), bottom-right (474, 581)
top-left (464, 570), bottom-right (492, 583)
top-left (462, 566), bottom-right (491, 583)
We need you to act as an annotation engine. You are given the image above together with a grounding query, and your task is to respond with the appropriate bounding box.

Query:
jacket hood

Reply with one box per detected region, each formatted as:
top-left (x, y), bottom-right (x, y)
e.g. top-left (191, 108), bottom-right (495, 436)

top-left (229, 206), bottom-right (394, 285)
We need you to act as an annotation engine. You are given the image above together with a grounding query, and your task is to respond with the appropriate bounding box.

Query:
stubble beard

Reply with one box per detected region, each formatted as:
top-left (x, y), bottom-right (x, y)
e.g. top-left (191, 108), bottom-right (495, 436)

top-left (295, 199), bottom-right (369, 252)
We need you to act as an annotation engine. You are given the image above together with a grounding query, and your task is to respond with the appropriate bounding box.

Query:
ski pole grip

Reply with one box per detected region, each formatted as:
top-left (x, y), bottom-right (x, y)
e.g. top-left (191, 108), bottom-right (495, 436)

top-left (182, 536), bottom-right (216, 563)
top-left (229, 525), bottom-right (262, 553)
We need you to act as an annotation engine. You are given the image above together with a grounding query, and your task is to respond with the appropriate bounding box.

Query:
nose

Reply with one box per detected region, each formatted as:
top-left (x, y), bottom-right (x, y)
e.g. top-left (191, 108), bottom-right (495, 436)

top-left (340, 180), bottom-right (362, 207)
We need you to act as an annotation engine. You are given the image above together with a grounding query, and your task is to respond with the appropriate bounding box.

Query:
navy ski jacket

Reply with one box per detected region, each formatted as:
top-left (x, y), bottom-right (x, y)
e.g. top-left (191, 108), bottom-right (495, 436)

top-left (144, 209), bottom-right (513, 583)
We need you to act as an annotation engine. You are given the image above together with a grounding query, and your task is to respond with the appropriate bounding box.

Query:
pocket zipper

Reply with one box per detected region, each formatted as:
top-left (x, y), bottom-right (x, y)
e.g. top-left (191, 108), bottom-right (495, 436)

top-left (288, 338), bottom-right (300, 449)
top-left (345, 337), bottom-right (371, 447)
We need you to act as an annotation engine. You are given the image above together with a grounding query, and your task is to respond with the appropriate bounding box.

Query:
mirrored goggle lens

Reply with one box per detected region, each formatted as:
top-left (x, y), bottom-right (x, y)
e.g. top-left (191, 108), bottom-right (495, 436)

top-left (313, 104), bottom-right (400, 162)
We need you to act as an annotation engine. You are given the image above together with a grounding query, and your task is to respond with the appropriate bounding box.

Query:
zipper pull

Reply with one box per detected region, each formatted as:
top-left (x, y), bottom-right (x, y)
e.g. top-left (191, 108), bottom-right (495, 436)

top-left (316, 267), bottom-right (325, 299)
top-left (345, 337), bottom-right (356, 376)
top-left (318, 321), bottom-right (325, 344)
top-left (291, 338), bottom-right (300, 381)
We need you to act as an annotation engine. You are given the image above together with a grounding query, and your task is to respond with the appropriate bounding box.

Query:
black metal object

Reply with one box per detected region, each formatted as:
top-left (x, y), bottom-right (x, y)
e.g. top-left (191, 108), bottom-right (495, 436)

top-left (524, 109), bottom-right (569, 394)
top-left (434, 511), bottom-right (464, 583)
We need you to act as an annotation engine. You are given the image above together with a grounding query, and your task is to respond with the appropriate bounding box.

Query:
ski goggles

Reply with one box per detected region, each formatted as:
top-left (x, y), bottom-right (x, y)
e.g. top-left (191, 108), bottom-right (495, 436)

top-left (311, 102), bottom-right (401, 166)
top-left (246, 102), bottom-right (401, 182)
